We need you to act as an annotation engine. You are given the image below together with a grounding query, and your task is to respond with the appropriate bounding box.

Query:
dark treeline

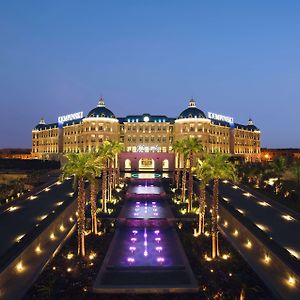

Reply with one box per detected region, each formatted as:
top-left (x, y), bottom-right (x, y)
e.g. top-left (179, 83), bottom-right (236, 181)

top-left (0, 159), bottom-right (60, 170)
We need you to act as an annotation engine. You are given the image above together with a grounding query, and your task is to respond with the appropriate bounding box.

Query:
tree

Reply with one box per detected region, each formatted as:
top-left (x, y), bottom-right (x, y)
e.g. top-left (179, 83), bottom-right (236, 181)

top-left (193, 157), bottom-right (213, 235)
top-left (185, 137), bottom-right (203, 212)
top-left (110, 141), bottom-right (123, 187)
top-left (178, 140), bottom-right (189, 203)
top-left (61, 152), bottom-right (93, 256)
top-left (96, 141), bottom-right (114, 213)
top-left (85, 153), bottom-right (103, 235)
top-left (206, 152), bottom-right (237, 259)
top-left (270, 157), bottom-right (287, 193)
top-left (271, 156), bottom-right (287, 182)
top-left (172, 140), bottom-right (184, 189)
top-left (291, 160), bottom-right (300, 186)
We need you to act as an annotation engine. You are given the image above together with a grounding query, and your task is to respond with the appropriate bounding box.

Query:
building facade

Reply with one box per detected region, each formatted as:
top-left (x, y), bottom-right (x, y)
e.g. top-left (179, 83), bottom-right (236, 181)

top-left (32, 98), bottom-right (261, 170)
top-left (261, 148), bottom-right (300, 162)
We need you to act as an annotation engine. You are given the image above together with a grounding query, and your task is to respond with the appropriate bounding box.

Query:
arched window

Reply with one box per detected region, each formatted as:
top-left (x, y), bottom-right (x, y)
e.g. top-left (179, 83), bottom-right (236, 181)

top-left (162, 159), bottom-right (169, 171)
top-left (125, 159), bottom-right (131, 170)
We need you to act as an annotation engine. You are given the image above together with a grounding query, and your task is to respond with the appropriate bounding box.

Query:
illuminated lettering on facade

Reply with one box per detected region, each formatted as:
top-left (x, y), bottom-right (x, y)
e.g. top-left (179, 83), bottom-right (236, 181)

top-left (137, 145), bottom-right (160, 152)
top-left (58, 112), bottom-right (83, 124)
top-left (207, 112), bottom-right (234, 124)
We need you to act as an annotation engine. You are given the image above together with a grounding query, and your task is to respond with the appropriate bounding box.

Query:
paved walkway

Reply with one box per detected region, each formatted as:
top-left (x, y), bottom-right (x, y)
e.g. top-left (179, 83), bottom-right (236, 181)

top-left (0, 178), bottom-right (74, 258)
top-left (212, 181), bottom-right (300, 260)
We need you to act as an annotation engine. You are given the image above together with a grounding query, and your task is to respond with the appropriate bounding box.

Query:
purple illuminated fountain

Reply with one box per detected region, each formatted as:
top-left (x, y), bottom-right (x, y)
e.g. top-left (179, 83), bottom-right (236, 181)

top-left (132, 182), bottom-right (162, 195)
top-left (131, 200), bottom-right (161, 219)
top-left (93, 177), bottom-right (198, 293)
top-left (107, 226), bottom-right (179, 267)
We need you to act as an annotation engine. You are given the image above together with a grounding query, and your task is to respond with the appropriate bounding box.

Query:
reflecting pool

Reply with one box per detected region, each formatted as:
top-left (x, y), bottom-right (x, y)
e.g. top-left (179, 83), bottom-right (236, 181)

top-left (107, 226), bottom-right (183, 268)
top-left (125, 200), bottom-right (166, 219)
top-left (128, 184), bottom-right (162, 195)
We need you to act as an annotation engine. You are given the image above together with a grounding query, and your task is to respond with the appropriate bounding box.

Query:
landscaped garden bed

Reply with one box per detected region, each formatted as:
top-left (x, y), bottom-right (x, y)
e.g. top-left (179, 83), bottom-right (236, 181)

top-left (177, 220), bottom-right (273, 299)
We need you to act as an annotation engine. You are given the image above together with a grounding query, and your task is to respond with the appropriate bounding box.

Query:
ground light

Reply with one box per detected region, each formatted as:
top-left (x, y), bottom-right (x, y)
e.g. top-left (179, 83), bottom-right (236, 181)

top-left (256, 223), bottom-right (269, 232)
top-left (67, 253), bottom-right (74, 260)
top-left (89, 252), bottom-right (97, 260)
top-left (204, 254), bottom-right (212, 261)
top-left (243, 192), bottom-right (252, 197)
top-left (237, 209), bottom-right (245, 215)
top-left (204, 231), bottom-right (210, 237)
top-left (38, 214), bottom-right (48, 221)
top-left (16, 262), bottom-right (24, 273)
top-left (257, 201), bottom-right (271, 207)
top-left (287, 276), bottom-right (296, 287)
top-left (286, 248), bottom-right (300, 259)
top-left (7, 206), bottom-right (20, 212)
top-left (35, 245), bottom-right (42, 254)
top-left (246, 240), bottom-right (252, 249)
top-left (264, 254), bottom-right (271, 264)
top-left (15, 234), bottom-right (25, 243)
top-left (193, 228), bottom-right (200, 237)
top-left (282, 214), bottom-right (295, 221)
top-left (222, 254), bottom-right (230, 260)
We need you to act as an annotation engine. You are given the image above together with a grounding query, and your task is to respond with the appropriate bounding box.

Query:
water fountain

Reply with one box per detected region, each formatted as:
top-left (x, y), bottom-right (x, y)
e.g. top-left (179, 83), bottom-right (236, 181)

top-left (93, 177), bottom-right (197, 293)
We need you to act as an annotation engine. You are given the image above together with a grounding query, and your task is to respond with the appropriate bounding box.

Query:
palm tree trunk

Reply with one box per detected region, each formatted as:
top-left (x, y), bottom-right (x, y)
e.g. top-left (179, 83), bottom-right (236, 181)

top-left (102, 165), bottom-right (107, 213)
top-left (112, 158), bottom-right (115, 188)
top-left (113, 156), bottom-right (117, 188)
top-left (176, 153), bottom-right (180, 189)
top-left (108, 159), bottom-right (113, 202)
top-left (188, 154), bottom-right (193, 212)
top-left (211, 177), bottom-right (219, 259)
top-left (78, 177), bottom-right (85, 256)
top-left (198, 180), bottom-right (206, 234)
top-left (90, 179), bottom-right (97, 234)
top-left (116, 154), bottom-right (120, 186)
top-left (181, 158), bottom-right (187, 203)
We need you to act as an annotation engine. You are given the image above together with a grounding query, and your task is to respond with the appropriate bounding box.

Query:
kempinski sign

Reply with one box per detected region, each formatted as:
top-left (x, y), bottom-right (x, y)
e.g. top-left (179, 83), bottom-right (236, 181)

top-left (58, 112), bottom-right (83, 123)
top-left (207, 112), bottom-right (234, 124)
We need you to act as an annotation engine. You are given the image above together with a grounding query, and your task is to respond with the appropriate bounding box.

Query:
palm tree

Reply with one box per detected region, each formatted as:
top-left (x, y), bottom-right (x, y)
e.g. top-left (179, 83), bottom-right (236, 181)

top-left (178, 140), bottom-right (189, 203)
top-left (96, 141), bottom-right (114, 213)
top-left (61, 152), bottom-right (93, 256)
top-left (185, 137), bottom-right (203, 212)
top-left (172, 140), bottom-right (184, 189)
top-left (111, 141), bottom-right (123, 187)
top-left (86, 153), bottom-right (103, 234)
top-left (206, 152), bottom-right (237, 259)
top-left (106, 141), bottom-right (123, 204)
top-left (193, 157), bottom-right (213, 235)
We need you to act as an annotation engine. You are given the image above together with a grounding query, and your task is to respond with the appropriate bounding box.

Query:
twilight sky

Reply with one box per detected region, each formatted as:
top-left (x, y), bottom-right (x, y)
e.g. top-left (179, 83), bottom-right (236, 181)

top-left (0, 1), bottom-right (299, 148)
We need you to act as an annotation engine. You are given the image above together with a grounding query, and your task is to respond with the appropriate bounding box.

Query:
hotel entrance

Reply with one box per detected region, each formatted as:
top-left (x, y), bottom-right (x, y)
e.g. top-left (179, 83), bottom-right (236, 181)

top-left (138, 158), bottom-right (155, 171)
top-left (119, 152), bottom-right (175, 172)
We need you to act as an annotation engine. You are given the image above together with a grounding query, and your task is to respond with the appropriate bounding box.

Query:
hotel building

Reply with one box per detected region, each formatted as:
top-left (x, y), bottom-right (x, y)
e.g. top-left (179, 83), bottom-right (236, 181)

top-left (32, 98), bottom-right (261, 171)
